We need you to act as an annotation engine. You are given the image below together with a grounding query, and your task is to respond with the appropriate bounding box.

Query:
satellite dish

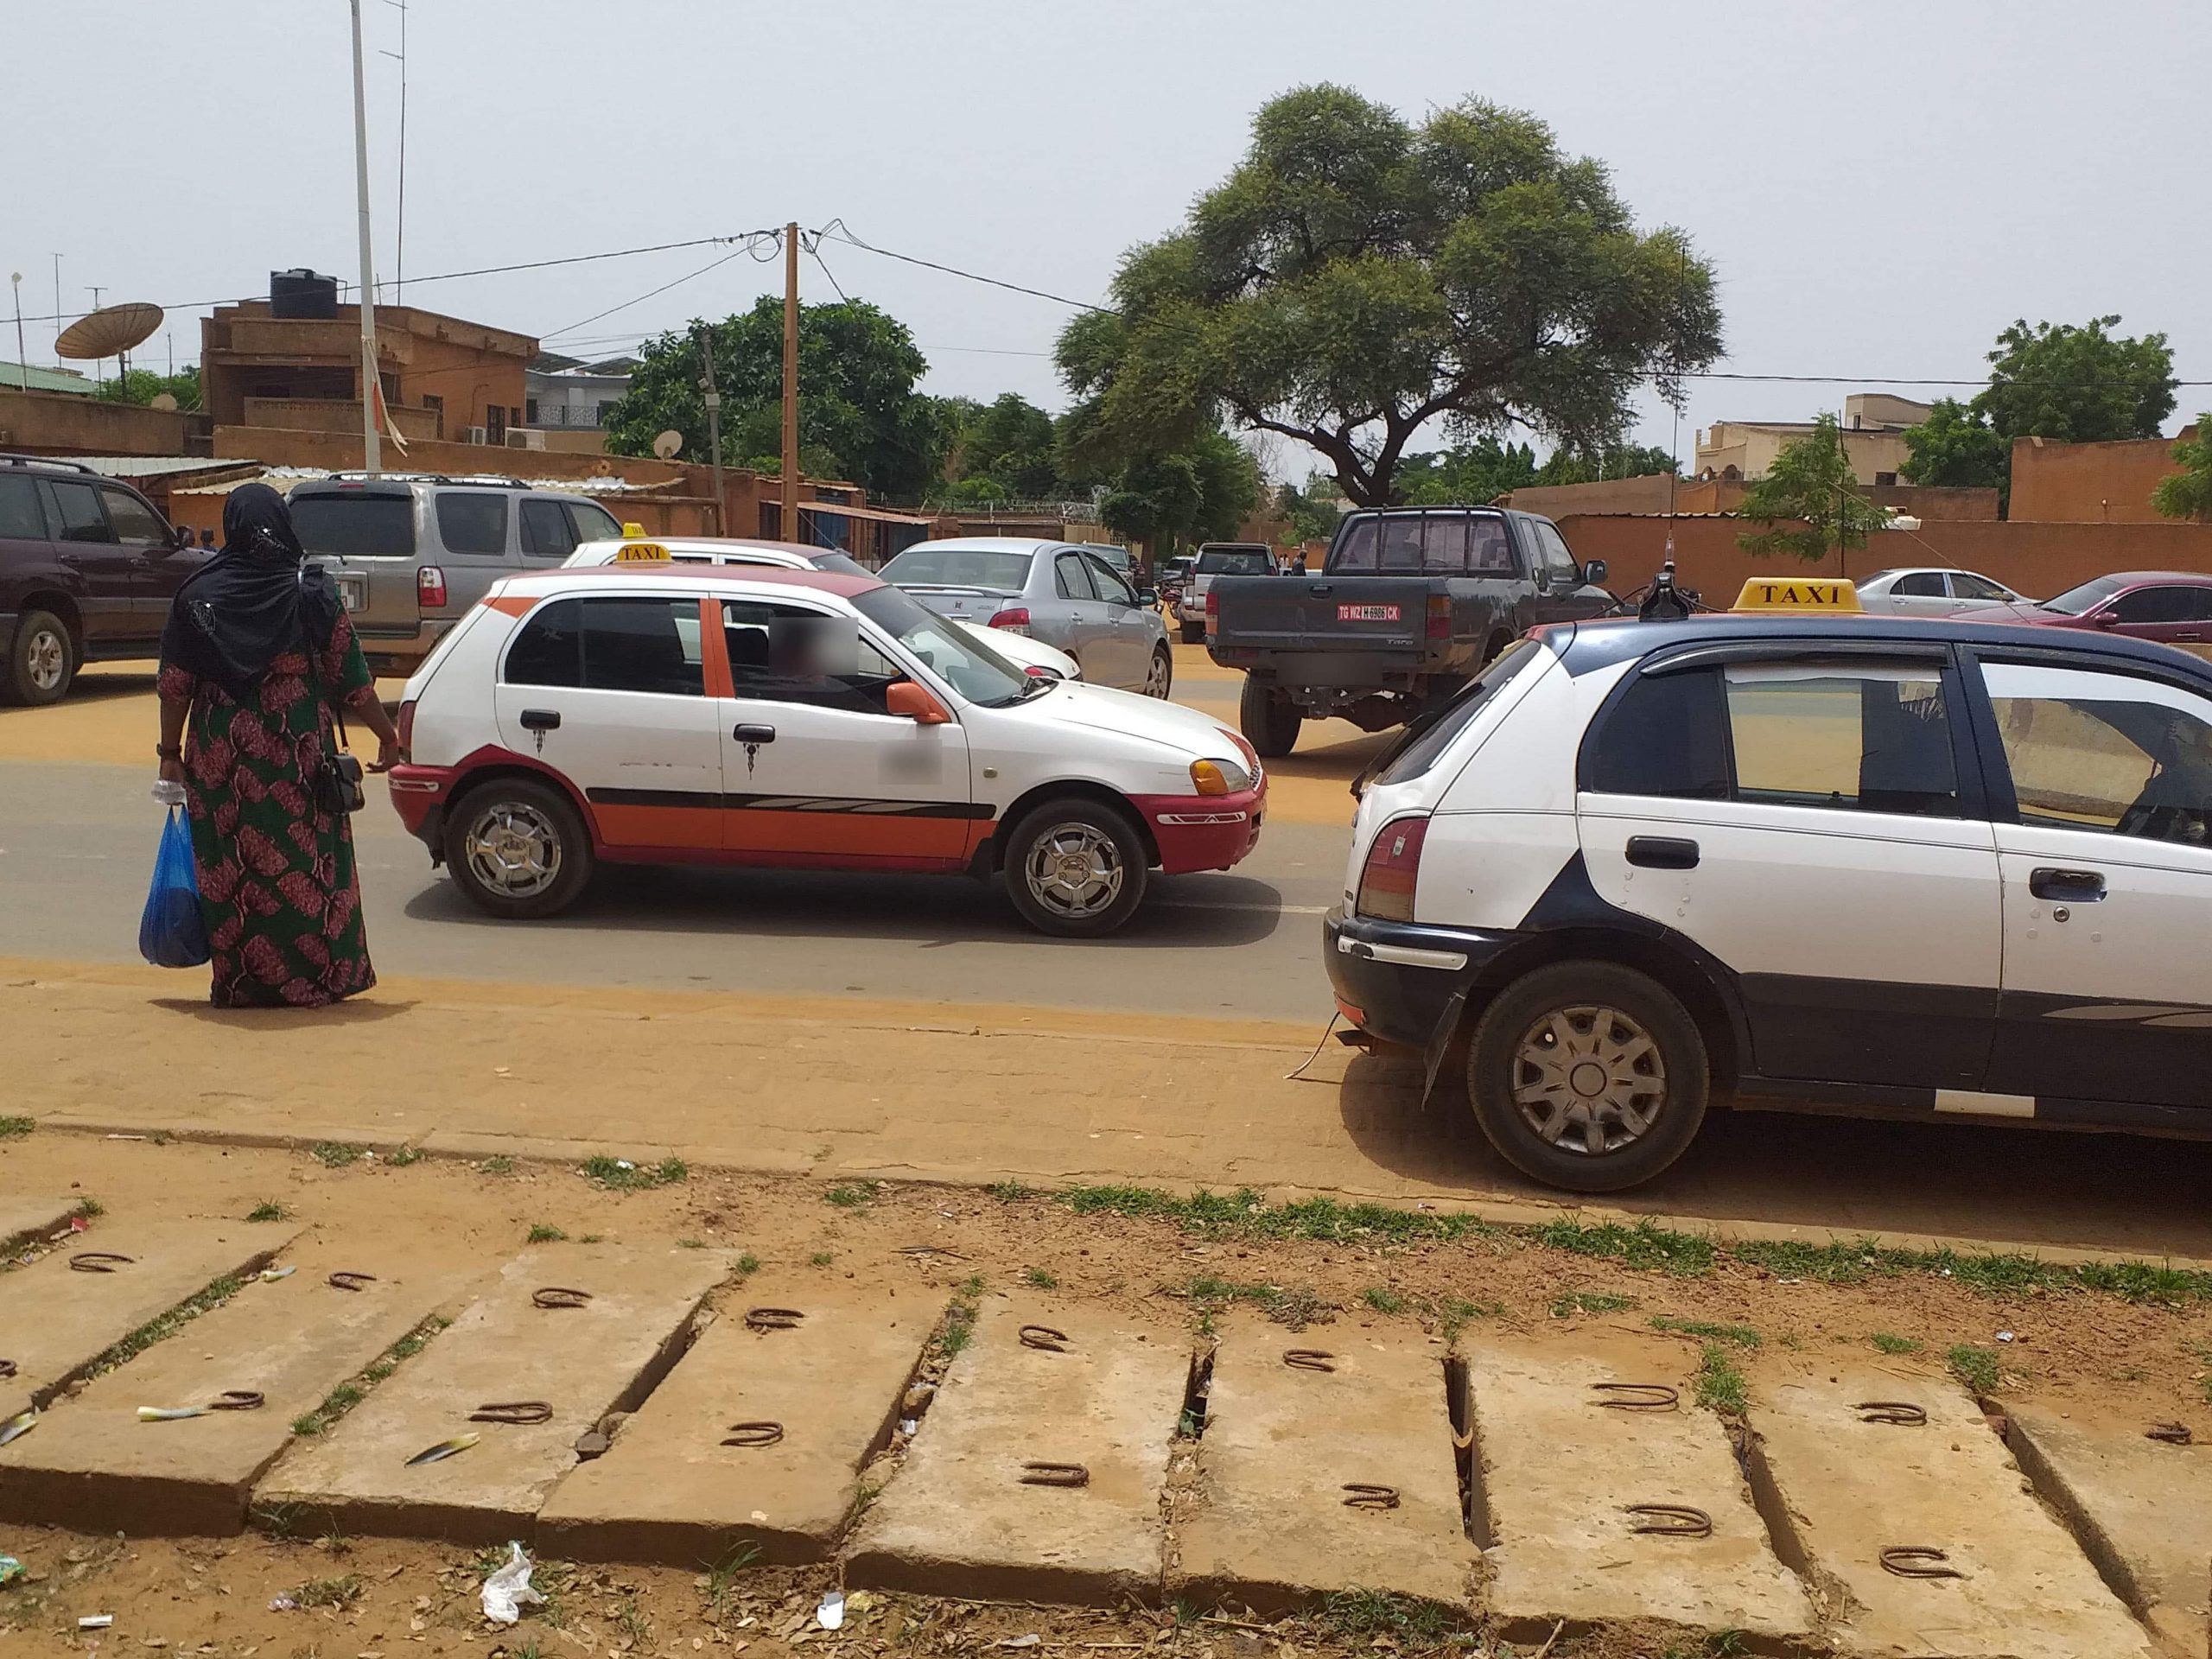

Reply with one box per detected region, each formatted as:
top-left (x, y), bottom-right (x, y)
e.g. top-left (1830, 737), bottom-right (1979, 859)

top-left (57, 302), bottom-right (162, 361)
top-left (149, 392), bottom-right (179, 412)
top-left (652, 429), bottom-right (683, 461)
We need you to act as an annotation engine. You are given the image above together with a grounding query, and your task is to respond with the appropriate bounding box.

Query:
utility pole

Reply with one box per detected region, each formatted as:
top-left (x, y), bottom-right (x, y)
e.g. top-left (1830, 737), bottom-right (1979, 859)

top-left (348, 0), bottom-right (383, 474)
top-left (382, 0), bottom-right (408, 303)
top-left (49, 255), bottom-right (60, 366)
top-left (696, 322), bottom-right (726, 536)
top-left (781, 221), bottom-right (800, 542)
top-left (86, 289), bottom-right (105, 391)
top-left (10, 275), bottom-right (25, 389)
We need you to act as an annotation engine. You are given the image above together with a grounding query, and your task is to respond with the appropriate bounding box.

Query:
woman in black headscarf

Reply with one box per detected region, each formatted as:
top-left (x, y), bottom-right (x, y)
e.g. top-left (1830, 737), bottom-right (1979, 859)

top-left (156, 483), bottom-right (405, 1007)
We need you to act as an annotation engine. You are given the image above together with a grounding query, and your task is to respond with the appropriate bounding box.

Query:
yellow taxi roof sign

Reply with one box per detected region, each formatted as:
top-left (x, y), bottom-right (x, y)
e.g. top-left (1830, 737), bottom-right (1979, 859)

top-left (614, 540), bottom-right (671, 563)
top-left (621, 521), bottom-right (647, 537)
top-left (1732, 576), bottom-right (1862, 613)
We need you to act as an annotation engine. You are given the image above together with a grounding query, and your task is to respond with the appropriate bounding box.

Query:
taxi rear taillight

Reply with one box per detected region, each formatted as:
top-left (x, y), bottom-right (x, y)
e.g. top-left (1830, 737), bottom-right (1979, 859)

top-left (417, 565), bottom-right (448, 608)
top-left (1356, 815), bottom-right (1428, 923)
top-left (988, 606), bottom-right (1031, 634)
top-left (396, 698), bottom-right (416, 752)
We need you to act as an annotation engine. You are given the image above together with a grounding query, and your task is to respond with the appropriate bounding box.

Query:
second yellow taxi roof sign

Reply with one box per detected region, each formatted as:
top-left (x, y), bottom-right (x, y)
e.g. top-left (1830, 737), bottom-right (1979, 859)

top-left (614, 540), bottom-right (671, 563)
top-left (1732, 575), bottom-right (1862, 613)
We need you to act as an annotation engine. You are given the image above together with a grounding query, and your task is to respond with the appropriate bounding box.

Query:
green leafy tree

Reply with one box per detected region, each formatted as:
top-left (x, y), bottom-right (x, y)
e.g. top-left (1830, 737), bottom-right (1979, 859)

top-left (1399, 439), bottom-right (1538, 504)
top-left (1532, 442), bottom-right (1677, 486)
top-left (1898, 397), bottom-right (2007, 490)
top-left (96, 367), bottom-right (200, 410)
top-left (945, 393), bottom-right (1064, 500)
top-left (1274, 472), bottom-right (1346, 543)
top-left (1977, 315), bottom-right (2175, 447)
top-left (604, 296), bottom-right (935, 500)
top-left (1055, 85), bottom-right (1720, 508)
top-left (1735, 415), bottom-right (1891, 563)
top-left (2152, 416), bottom-right (2212, 523)
top-left (1096, 429), bottom-right (1262, 556)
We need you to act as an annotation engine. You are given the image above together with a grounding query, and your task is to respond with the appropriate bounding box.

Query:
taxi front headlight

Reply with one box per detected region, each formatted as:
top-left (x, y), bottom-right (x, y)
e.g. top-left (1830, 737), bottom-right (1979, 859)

top-left (1191, 757), bottom-right (1253, 797)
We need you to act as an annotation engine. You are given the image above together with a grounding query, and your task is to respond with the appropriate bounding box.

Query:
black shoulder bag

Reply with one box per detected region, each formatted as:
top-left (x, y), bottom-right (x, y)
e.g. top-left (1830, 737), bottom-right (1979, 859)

top-left (298, 571), bottom-right (365, 816)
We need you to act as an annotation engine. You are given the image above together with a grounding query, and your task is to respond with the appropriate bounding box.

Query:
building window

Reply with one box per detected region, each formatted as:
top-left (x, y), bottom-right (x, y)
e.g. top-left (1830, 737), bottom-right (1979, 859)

top-left (525, 397), bottom-right (539, 426)
top-left (595, 400), bottom-right (618, 428)
top-left (1875, 471), bottom-right (1898, 487)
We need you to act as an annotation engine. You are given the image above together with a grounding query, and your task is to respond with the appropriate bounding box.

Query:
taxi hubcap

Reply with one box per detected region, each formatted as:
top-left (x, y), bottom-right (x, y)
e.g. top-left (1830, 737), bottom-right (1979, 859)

top-left (1024, 823), bottom-right (1123, 918)
top-left (25, 626), bottom-right (65, 691)
top-left (463, 802), bottom-right (562, 898)
top-left (1510, 1003), bottom-right (1666, 1156)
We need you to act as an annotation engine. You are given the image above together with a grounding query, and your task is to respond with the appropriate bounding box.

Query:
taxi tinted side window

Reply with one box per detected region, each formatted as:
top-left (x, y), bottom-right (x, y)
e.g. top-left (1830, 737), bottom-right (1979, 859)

top-left (505, 598), bottom-right (583, 687)
top-left (1582, 668), bottom-right (1731, 798)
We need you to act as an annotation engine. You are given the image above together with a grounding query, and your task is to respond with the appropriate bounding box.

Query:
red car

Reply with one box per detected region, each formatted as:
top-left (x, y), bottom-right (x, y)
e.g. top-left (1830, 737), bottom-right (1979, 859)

top-left (1980, 571), bottom-right (2212, 654)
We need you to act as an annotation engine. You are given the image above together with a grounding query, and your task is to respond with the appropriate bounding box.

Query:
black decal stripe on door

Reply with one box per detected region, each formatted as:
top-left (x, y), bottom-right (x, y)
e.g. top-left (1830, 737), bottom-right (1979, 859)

top-left (587, 786), bottom-right (991, 821)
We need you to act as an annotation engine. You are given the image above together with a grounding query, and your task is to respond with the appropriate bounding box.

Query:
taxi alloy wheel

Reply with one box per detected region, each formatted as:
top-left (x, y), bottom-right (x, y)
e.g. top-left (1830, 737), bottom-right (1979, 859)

top-left (1466, 961), bottom-right (1709, 1193)
top-left (1144, 645), bottom-right (1173, 699)
top-left (1004, 799), bottom-right (1148, 938)
top-left (442, 778), bottom-right (593, 920)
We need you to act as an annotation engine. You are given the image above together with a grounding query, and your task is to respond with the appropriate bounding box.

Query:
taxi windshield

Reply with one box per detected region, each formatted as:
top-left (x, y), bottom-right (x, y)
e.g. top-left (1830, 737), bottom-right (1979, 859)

top-left (852, 583), bottom-right (1029, 706)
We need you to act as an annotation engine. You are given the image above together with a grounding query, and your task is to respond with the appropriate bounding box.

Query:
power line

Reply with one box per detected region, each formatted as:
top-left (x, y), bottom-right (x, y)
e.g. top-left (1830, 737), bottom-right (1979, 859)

top-left (804, 234), bottom-right (852, 307)
top-left (540, 233), bottom-right (780, 341)
top-left (813, 219), bottom-right (1109, 314)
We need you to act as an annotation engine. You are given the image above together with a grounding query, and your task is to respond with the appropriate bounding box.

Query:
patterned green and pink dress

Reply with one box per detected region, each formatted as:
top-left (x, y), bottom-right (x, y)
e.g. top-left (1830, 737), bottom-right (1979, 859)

top-left (157, 608), bottom-right (380, 1007)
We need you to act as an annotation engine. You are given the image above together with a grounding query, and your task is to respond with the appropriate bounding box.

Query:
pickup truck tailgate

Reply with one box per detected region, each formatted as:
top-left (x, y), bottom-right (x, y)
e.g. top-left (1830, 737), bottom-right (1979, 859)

top-left (1211, 576), bottom-right (1431, 652)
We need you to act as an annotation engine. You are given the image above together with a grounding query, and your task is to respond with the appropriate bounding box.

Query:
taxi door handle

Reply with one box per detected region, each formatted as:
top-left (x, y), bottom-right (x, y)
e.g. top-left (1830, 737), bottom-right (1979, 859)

top-left (518, 709), bottom-right (561, 733)
top-left (2030, 867), bottom-right (2105, 902)
top-left (733, 723), bottom-right (777, 744)
top-left (1625, 836), bottom-right (1700, 870)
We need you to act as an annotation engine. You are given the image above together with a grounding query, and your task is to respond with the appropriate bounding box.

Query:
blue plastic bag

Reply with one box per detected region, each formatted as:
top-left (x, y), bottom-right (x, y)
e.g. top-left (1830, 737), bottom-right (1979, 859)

top-left (139, 806), bottom-right (210, 969)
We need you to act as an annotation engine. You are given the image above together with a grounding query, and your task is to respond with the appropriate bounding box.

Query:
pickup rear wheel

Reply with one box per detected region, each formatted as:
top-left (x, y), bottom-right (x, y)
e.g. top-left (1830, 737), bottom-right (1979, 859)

top-left (1465, 961), bottom-right (1709, 1192)
top-left (1003, 798), bottom-right (1149, 938)
top-left (1239, 678), bottom-right (1303, 759)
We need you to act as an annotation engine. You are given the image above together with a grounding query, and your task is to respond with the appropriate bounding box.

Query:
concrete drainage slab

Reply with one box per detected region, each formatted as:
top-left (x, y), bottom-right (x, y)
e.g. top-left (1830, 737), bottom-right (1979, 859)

top-left (1749, 1366), bottom-right (2155, 1659)
top-left (538, 1281), bottom-right (933, 1566)
top-left (845, 1297), bottom-right (1188, 1605)
top-left (0, 1241), bottom-right (478, 1534)
top-left (255, 1243), bottom-right (726, 1545)
top-left (1172, 1319), bottom-right (1471, 1614)
top-left (0, 1198), bottom-right (82, 1255)
top-left (1465, 1344), bottom-right (1813, 1647)
top-left (2004, 1406), bottom-right (2210, 1656)
top-left (0, 1218), bottom-right (289, 1422)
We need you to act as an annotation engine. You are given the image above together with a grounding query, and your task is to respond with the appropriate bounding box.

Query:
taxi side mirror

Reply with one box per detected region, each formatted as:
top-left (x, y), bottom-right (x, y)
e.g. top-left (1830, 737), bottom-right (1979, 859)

top-left (886, 680), bottom-right (952, 724)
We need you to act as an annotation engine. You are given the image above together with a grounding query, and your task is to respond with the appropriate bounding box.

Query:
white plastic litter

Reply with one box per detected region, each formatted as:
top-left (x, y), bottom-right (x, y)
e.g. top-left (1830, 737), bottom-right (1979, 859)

top-left (816, 1589), bottom-right (845, 1630)
top-left (1996, 1330), bottom-right (2016, 1343)
top-left (480, 1541), bottom-right (546, 1626)
top-left (996, 1637), bottom-right (1042, 1649)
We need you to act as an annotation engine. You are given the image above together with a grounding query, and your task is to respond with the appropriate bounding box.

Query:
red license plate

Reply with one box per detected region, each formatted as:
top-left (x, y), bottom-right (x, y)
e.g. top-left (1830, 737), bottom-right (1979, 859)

top-left (1338, 603), bottom-right (1400, 622)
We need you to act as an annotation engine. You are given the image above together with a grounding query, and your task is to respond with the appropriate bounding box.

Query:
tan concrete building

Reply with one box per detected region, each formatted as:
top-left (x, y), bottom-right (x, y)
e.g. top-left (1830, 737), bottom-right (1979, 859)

top-left (2008, 429), bottom-right (2196, 524)
top-left (1694, 393), bottom-right (1933, 485)
top-left (200, 300), bottom-right (534, 447)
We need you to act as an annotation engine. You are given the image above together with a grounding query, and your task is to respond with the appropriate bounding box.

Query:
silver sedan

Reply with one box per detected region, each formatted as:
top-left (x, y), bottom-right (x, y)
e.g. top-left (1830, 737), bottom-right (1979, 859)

top-left (1855, 567), bottom-right (2028, 614)
top-left (877, 537), bottom-right (1173, 696)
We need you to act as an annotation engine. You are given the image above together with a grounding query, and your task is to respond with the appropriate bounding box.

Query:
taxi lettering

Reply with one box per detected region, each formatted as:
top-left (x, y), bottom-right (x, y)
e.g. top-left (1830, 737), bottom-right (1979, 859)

top-left (1732, 576), bottom-right (1862, 613)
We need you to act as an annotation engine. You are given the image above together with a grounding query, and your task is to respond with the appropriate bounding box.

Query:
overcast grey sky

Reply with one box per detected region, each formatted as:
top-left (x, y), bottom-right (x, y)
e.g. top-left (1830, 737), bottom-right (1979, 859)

top-left (8, 0), bottom-right (2207, 473)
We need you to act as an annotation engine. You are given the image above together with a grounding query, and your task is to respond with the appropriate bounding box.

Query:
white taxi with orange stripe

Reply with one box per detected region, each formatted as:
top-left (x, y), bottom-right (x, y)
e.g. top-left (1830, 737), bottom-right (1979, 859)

top-left (388, 564), bottom-right (1263, 936)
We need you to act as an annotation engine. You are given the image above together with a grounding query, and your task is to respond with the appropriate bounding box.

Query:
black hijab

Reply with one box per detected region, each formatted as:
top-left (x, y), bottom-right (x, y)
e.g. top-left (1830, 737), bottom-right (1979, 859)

top-left (161, 482), bottom-right (342, 697)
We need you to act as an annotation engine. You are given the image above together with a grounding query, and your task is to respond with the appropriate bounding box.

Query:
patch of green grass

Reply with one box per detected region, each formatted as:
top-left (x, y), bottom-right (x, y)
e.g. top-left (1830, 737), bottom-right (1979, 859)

top-left (1024, 1266), bottom-right (1058, 1290)
top-left (388, 1145), bottom-right (423, 1166)
top-left (292, 1316), bottom-right (447, 1436)
top-left (1185, 1274), bottom-right (1331, 1331)
top-left (292, 1573), bottom-right (364, 1609)
top-left (0, 1116), bottom-right (33, 1139)
top-left (1362, 1286), bottom-right (1408, 1314)
top-left (736, 1252), bottom-right (760, 1275)
top-left (1548, 1291), bottom-right (1637, 1319)
top-left (1652, 1315), bottom-right (1761, 1349)
top-left (1533, 1218), bottom-right (1715, 1275)
top-left (75, 1196), bottom-right (105, 1218)
top-left (1434, 1295), bottom-right (1502, 1343)
top-left (1734, 1236), bottom-right (2212, 1306)
top-left (480, 1154), bottom-right (515, 1176)
top-left (702, 1542), bottom-right (762, 1618)
top-left (1871, 1332), bottom-right (1923, 1356)
top-left (245, 1200), bottom-right (289, 1223)
top-left (937, 1274), bottom-right (985, 1359)
top-left (87, 1272), bottom-right (243, 1377)
top-left (809, 1250), bottom-right (835, 1266)
top-left (825, 1179), bottom-right (881, 1208)
top-left (1060, 1184), bottom-right (1497, 1245)
top-left (309, 1141), bottom-right (365, 1169)
top-left (678, 1236), bottom-right (706, 1249)
top-left (582, 1154), bottom-right (687, 1192)
top-left (987, 1180), bottom-right (1034, 1201)
top-left (1948, 1343), bottom-right (2002, 1395)
top-left (526, 1223), bottom-right (568, 1243)
top-left (1313, 1588), bottom-right (1454, 1645)
top-left (615, 1596), bottom-right (651, 1644)
top-left (579, 1233), bottom-right (603, 1244)
top-left (1695, 1343), bottom-right (1749, 1414)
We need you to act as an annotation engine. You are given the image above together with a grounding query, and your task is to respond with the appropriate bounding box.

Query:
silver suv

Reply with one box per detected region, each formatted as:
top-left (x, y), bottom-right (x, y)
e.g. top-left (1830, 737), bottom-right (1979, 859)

top-left (287, 473), bottom-right (625, 675)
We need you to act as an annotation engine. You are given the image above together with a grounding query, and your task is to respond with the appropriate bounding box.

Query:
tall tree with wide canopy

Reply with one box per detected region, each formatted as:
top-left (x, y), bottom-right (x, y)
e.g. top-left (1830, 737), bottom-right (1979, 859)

top-left (1057, 86), bottom-right (1721, 507)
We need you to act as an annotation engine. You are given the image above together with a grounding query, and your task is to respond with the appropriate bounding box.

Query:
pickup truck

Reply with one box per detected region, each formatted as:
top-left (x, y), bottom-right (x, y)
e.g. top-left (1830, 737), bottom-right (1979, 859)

top-left (1173, 542), bottom-right (1276, 642)
top-left (1205, 505), bottom-right (1612, 755)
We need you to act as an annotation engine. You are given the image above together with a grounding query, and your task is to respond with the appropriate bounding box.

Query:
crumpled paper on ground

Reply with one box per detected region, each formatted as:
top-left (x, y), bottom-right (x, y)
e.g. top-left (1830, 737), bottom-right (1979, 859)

top-left (480, 1541), bottom-right (546, 1625)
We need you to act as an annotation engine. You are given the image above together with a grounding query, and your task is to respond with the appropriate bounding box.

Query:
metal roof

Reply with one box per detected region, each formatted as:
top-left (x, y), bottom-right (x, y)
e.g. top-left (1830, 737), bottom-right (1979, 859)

top-left (0, 363), bottom-right (99, 397)
top-left (73, 456), bottom-right (259, 480)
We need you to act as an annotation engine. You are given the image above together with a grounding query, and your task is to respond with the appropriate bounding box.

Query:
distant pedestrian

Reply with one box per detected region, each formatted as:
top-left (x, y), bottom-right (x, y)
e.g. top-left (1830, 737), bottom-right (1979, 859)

top-left (155, 483), bottom-right (406, 1007)
top-left (199, 527), bottom-right (216, 548)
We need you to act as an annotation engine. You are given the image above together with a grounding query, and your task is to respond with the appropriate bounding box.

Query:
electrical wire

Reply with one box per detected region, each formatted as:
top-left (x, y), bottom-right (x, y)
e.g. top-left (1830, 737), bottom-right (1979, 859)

top-left (813, 219), bottom-right (1109, 314)
top-left (539, 233), bottom-right (780, 342)
top-left (804, 234), bottom-right (852, 307)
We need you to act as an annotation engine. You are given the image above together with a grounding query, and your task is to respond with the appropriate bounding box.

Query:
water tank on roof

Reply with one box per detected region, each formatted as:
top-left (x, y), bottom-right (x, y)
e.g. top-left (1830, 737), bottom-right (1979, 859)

top-left (269, 269), bottom-right (339, 320)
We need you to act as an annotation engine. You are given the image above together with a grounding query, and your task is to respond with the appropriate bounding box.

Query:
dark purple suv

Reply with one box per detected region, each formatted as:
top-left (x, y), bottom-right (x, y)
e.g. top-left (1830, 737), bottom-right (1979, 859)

top-left (0, 454), bottom-right (205, 704)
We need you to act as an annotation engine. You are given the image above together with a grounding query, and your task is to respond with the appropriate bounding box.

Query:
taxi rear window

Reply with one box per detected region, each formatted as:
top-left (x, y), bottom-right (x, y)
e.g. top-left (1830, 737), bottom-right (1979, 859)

top-left (1370, 639), bottom-right (1545, 787)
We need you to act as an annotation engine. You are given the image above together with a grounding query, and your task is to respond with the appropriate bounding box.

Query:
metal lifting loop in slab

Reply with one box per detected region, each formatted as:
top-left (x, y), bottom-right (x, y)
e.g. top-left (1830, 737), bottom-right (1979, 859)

top-left (327, 1271), bottom-right (378, 1292)
top-left (1283, 1349), bottom-right (1337, 1372)
top-left (208, 1391), bottom-right (264, 1412)
top-left (1854, 1400), bottom-right (1929, 1427)
top-left (744, 1306), bottom-right (804, 1332)
top-left (1625, 1504), bottom-right (1712, 1538)
top-left (721, 1420), bottom-right (785, 1447)
top-left (70, 1251), bottom-right (134, 1274)
top-left (470, 1401), bottom-right (554, 1426)
top-left (1341, 1484), bottom-right (1401, 1510)
top-left (2146, 1421), bottom-right (2193, 1446)
top-left (1018, 1324), bottom-right (1071, 1352)
top-left (1591, 1382), bottom-right (1679, 1411)
top-left (1020, 1461), bottom-right (1090, 1488)
top-left (0, 1360), bottom-right (15, 1381)
top-left (1880, 1546), bottom-right (1965, 1580)
top-left (532, 1287), bottom-right (592, 1310)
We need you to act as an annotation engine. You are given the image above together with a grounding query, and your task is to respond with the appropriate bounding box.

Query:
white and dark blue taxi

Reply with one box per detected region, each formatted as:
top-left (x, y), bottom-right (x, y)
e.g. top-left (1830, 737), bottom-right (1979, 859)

top-left (1327, 579), bottom-right (2212, 1192)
